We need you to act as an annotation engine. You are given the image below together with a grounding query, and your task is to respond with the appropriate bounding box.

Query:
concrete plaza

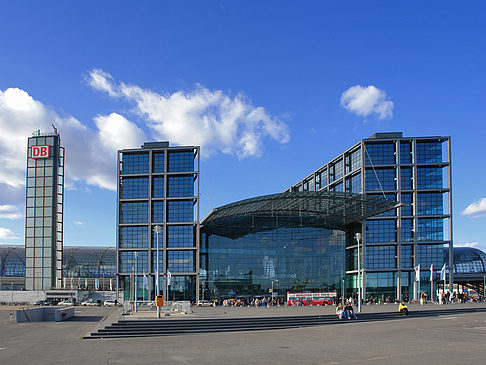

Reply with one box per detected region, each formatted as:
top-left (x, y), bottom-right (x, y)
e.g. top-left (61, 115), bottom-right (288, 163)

top-left (1, 302), bottom-right (486, 364)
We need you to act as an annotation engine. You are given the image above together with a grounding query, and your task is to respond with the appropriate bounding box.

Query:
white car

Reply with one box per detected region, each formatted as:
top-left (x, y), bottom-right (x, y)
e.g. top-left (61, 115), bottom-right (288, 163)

top-left (58, 300), bottom-right (75, 306)
top-left (81, 300), bottom-right (99, 306)
top-left (103, 300), bottom-right (117, 307)
top-left (197, 300), bottom-right (215, 307)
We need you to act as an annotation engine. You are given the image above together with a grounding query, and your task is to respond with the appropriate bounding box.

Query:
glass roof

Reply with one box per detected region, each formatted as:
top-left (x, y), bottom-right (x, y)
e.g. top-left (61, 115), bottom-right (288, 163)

top-left (202, 191), bottom-right (398, 238)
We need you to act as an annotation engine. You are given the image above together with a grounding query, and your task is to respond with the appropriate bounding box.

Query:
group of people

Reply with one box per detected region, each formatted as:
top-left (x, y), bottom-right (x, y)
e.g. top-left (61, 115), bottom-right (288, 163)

top-left (335, 302), bottom-right (358, 319)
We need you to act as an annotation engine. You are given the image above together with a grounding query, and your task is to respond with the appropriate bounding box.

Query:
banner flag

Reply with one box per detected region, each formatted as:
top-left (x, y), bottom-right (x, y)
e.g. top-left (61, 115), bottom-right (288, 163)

top-left (430, 264), bottom-right (434, 281)
top-left (440, 263), bottom-right (447, 281)
top-left (167, 271), bottom-right (172, 286)
top-left (414, 264), bottom-right (421, 282)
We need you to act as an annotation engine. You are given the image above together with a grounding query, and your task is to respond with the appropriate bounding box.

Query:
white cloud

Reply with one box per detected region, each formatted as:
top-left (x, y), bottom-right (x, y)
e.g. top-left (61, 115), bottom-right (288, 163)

top-left (0, 205), bottom-right (23, 219)
top-left (340, 85), bottom-right (394, 120)
top-left (73, 221), bottom-right (83, 226)
top-left (454, 242), bottom-right (480, 248)
top-left (0, 227), bottom-right (19, 239)
top-left (87, 69), bottom-right (290, 159)
top-left (462, 198), bottom-right (486, 217)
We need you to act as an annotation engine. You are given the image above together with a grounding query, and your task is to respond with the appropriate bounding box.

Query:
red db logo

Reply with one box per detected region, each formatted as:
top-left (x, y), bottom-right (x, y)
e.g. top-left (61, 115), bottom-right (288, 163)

top-left (31, 145), bottom-right (49, 159)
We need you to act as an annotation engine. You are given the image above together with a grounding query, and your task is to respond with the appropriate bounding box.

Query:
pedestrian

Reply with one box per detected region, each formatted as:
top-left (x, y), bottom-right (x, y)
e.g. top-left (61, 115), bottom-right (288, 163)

top-left (398, 300), bottom-right (409, 316)
top-left (344, 302), bottom-right (357, 319)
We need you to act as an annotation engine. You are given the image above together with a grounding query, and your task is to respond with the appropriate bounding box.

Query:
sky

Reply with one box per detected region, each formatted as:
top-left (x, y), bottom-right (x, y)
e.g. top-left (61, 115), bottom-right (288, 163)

top-left (0, 1), bottom-right (485, 251)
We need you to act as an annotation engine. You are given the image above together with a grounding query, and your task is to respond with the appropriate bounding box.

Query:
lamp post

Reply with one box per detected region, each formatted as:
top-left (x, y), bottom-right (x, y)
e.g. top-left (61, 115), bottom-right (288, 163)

top-left (355, 233), bottom-right (362, 313)
top-left (134, 252), bottom-right (138, 313)
top-left (154, 225), bottom-right (162, 318)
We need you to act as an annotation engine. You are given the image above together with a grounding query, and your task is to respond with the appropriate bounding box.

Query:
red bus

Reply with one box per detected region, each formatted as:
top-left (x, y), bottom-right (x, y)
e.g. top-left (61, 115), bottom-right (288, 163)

top-left (287, 292), bottom-right (336, 306)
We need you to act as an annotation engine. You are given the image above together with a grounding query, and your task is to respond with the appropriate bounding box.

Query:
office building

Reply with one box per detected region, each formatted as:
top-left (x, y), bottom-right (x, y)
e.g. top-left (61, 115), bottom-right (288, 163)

top-left (288, 132), bottom-right (452, 300)
top-left (24, 129), bottom-right (64, 290)
top-left (117, 142), bottom-right (200, 302)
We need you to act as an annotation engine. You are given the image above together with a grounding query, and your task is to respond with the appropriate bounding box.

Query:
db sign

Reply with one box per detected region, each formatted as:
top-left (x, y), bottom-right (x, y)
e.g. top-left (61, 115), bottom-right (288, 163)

top-left (31, 145), bottom-right (49, 159)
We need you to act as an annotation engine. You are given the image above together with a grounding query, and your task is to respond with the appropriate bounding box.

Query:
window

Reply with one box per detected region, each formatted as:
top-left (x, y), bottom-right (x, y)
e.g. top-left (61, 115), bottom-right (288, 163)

top-left (416, 142), bottom-right (442, 163)
top-left (365, 168), bottom-right (396, 191)
top-left (119, 251), bottom-right (148, 273)
top-left (152, 177), bottom-right (164, 198)
top-left (373, 194), bottom-right (396, 217)
top-left (400, 219), bottom-right (414, 242)
top-left (330, 160), bottom-right (343, 182)
top-left (400, 193), bottom-right (413, 216)
top-left (153, 152), bottom-right (164, 173)
top-left (365, 143), bottom-right (395, 165)
top-left (168, 151), bottom-right (194, 172)
top-left (119, 226), bottom-right (148, 248)
top-left (417, 244), bottom-right (443, 267)
top-left (400, 168), bottom-right (412, 190)
top-left (400, 142), bottom-right (412, 164)
top-left (120, 177), bottom-right (148, 199)
top-left (365, 220), bottom-right (396, 243)
top-left (152, 201), bottom-right (164, 223)
top-left (417, 218), bottom-right (443, 241)
top-left (366, 246), bottom-right (396, 269)
top-left (417, 192), bottom-right (443, 215)
top-left (168, 175), bottom-right (194, 197)
top-left (120, 202), bottom-right (148, 223)
top-left (417, 167), bottom-right (443, 189)
top-left (168, 251), bottom-right (195, 272)
top-left (122, 153), bottom-right (149, 174)
top-left (167, 226), bottom-right (195, 248)
top-left (400, 245), bottom-right (413, 268)
top-left (167, 201), bottom-right (194, 222)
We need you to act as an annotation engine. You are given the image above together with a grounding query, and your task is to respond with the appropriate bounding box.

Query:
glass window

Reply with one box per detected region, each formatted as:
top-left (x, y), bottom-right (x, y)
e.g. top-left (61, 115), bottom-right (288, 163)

top-left (119, 226), bottom-right (148, 248)
top-left (365, 168), bottom-right (396, 191)
top-left (152, 201), bottom-right (164, 223)
top-left (417, 218), bottom-right (443, 241)
top-left (373, 194), bottom-right (396, 217)
top-left (120, 202), bottom-right (148, 223)
top-left (167, 226), bottom-right (195, 248)
top-left (417, 167), bottom-right (443, 189)
top-left (330, 160), bottom-right (343, 182)
top-left (365, 220), bottom-right (396, 243)
top-left (365, 143), bottom-right (395, 165)
top-left (168, 151), bottom-right (194, 172)
top-left (119, 251), bottom-right (148, 273)
top-left (120, 177), bottom-right (148, 199)
top-left (417, 192), bottom-right (443, 215)
top-left (400, 168), bottom-right (412, 190)
top-left (168, 251), bottom-right (195, 272)
top-left (400, 142), bottom-right (412, 164)
top-left (400, 245), bottom-right (413, 268)
top-left (168, 175), bottom-right (194, 197)
top-left (400, 193), bottom-right (413, 216)
top-left (153, 152), bottom-right (164, 173)
top-left (416, 142), bottom-right (442, 163)
top-left (366, 246), bottom-right (396, 269)
top-left (167, 201), bottom-right (194, 222)
top-left (400, 219), bottom-right (414, 242)
top-left (121, 153), bottom-right (149, 174)
top-left (417, 244), bottom-right (443, 267)
top-left (152, 177), bottom-right (164, 198)
top-left (151, 251), bottom-right (164, 272)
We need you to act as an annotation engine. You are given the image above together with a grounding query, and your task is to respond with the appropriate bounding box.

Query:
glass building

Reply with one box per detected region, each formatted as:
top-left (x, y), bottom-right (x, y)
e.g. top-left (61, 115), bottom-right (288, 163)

top-left (200, 191), bottom-right (397, 300)
top-left (288, 132), bottom-right (452, 301)
top-left (24, 129), bottom-right (64, 290)
top-left (117, 142), bottom-right (200, 302)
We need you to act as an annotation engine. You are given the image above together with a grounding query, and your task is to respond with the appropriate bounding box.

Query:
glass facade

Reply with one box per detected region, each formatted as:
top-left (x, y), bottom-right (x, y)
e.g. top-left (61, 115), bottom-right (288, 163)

top-left (117, 142), bottom-right (199, 302)
top-left (289, 133), bottom-right (452, 301)
top-left (200, 227), bottom-right (346, 300)
top-left (24, 132), bottom-right (64, 290)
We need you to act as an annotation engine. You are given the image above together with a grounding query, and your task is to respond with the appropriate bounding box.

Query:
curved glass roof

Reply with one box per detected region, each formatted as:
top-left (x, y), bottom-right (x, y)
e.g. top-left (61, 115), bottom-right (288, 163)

top-left (202, 191), bottom-right (398, 238)
top-left (444, 247), bottom-right (486, 274)
top-left (0, 245), bottom-right (115, 278)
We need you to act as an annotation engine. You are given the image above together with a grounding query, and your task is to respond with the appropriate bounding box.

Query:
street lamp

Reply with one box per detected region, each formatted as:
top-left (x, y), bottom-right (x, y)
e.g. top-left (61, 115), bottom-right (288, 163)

top-left (153, 225), bottom-right (162, 318)
top-left (355, 232), bottom-right (362, 313)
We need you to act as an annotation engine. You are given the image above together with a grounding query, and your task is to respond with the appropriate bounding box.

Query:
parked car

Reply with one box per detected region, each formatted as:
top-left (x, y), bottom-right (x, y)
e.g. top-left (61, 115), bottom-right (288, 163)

top-left (103, 300), bottom-right (117, 307)
top-left (197, 300), bottom-right (215, 307)
top-left (58, 300), bottom-right (75, 306)
top-left (33, 300), bottom-right (46, 306)
top-left (81, 299), bottom-right (99, 306)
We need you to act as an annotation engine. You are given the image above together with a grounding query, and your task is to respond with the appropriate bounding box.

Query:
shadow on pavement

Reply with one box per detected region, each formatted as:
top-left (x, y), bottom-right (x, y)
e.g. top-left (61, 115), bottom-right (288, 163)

top-left (69, 315), bottom-right (104, 322)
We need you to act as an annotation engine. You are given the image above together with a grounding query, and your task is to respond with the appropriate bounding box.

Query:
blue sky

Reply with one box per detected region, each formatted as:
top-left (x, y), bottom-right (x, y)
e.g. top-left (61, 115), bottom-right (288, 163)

top-left (0, 1), bottom-right (485, 250)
